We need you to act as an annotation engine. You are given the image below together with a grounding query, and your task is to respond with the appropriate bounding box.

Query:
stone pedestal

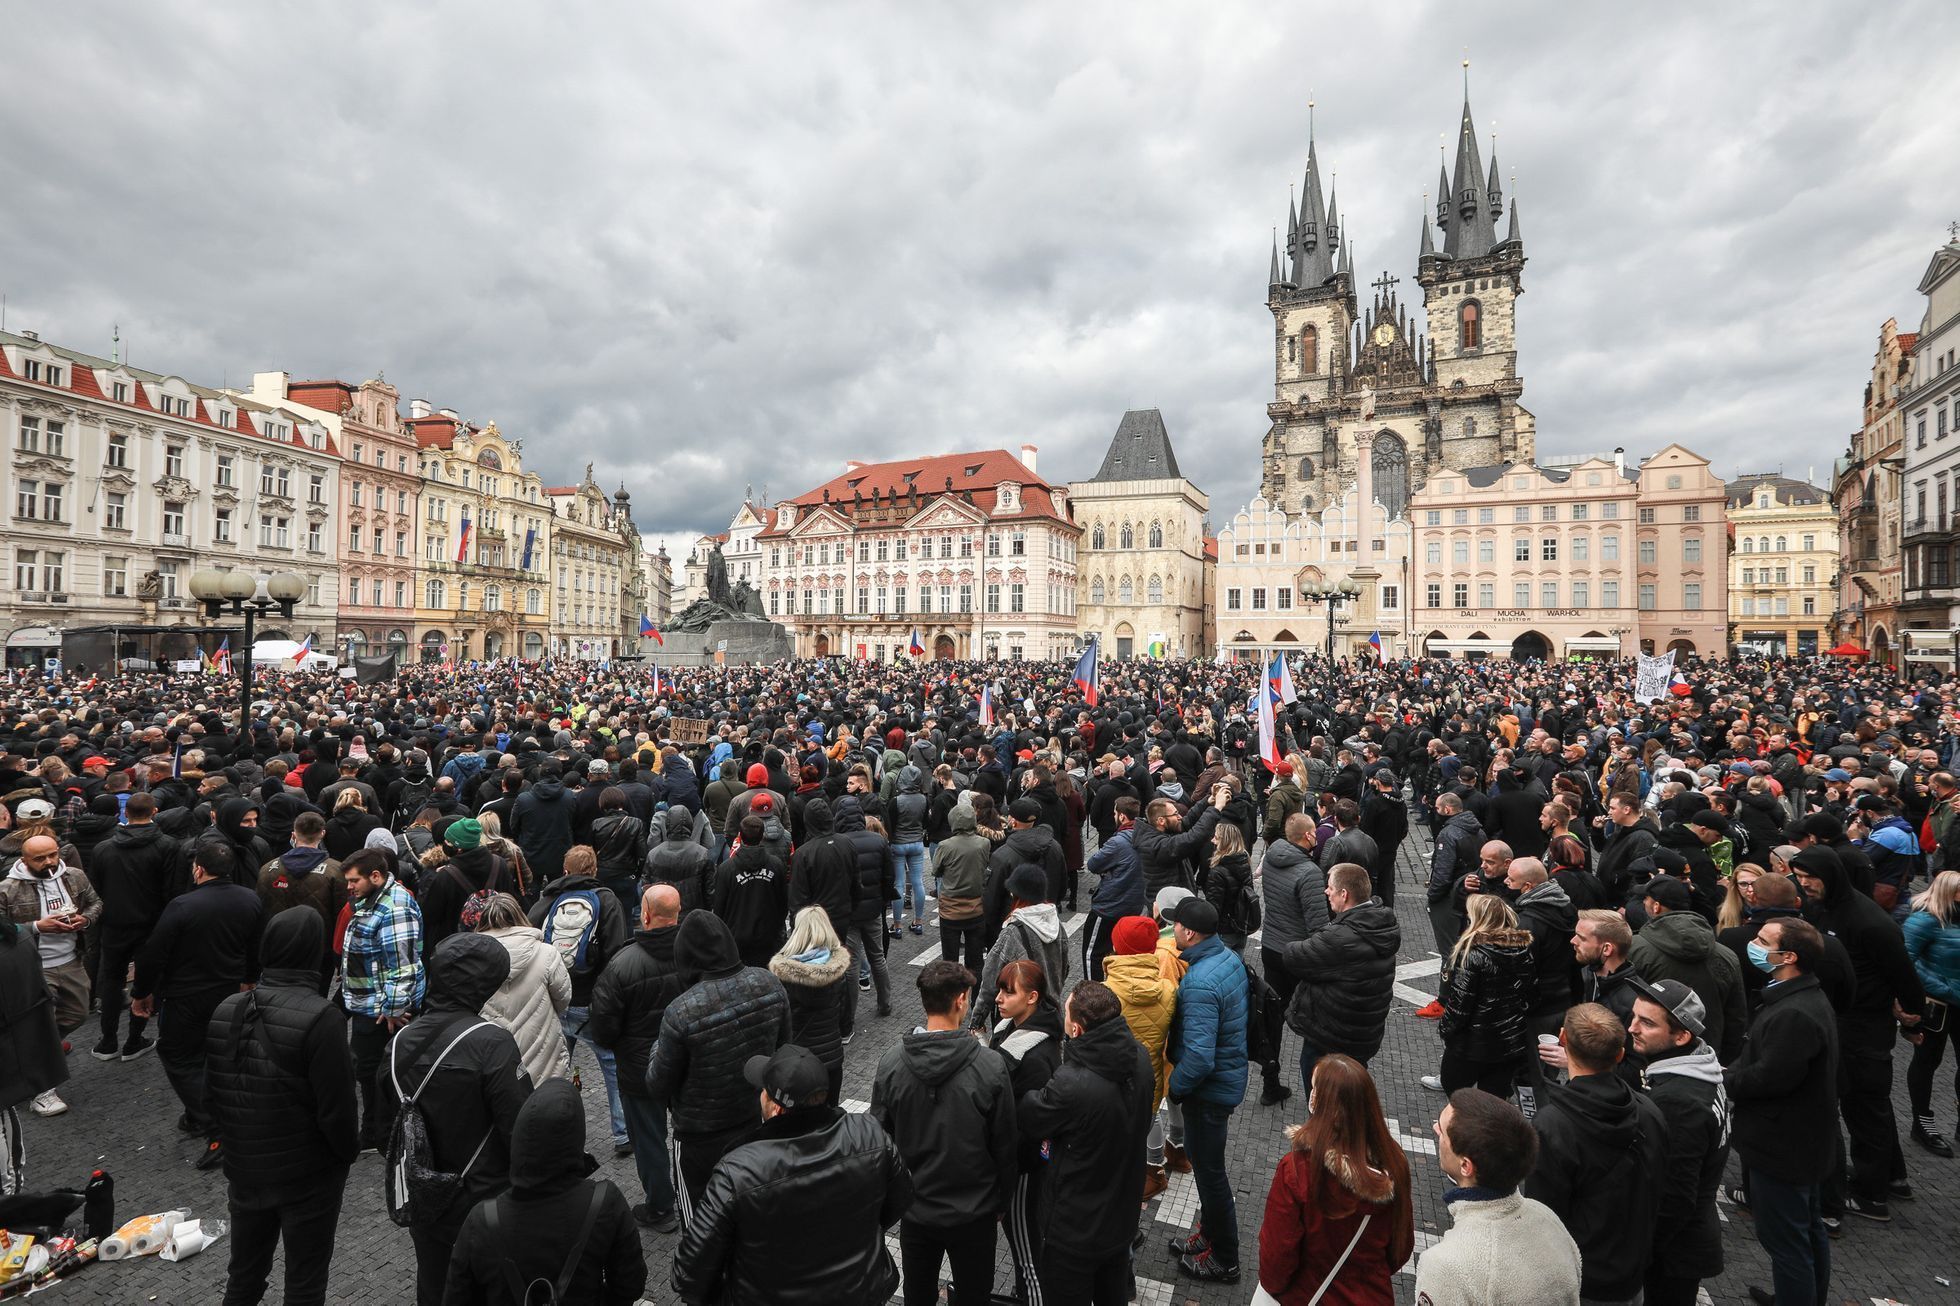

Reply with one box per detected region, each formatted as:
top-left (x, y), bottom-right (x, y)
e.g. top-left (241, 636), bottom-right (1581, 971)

top-left (648, 620), bottom-right (793, 667)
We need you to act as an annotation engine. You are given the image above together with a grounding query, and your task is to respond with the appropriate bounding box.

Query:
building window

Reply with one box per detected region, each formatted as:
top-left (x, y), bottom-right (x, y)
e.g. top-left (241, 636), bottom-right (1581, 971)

top-left (1638, 539), bottom-right (1657, 565)
top-left (1683, 537), bottom-right (1702, 564)
top-left (1452, 509), bottom-right (1469, 525)
top-left (426, 580), bottom-right (445, 608)
top-left (104, 555), bottom-right (127, 597)
top-left (1802, 564), bottom-right (1816, 583)
top-left (1453, 541), bottom-right (1470, 565)
top-left (1251, 587), bottom-right (1266, 610)
top-left (1452, 583), bottom-right (1469, 608)
top-left (1573, 535), bottom-right (1589, 562)
top-left (213, 509), bottom-right (233, 544)
top-left (1010, 583), bottom-right (1025, 612)
top-left (1571, 580), bottom-right (1589, 607)
top-left (307, 523), bottom-right (322, 553)
top-left (1682, 505), bottom-right (1701, 522)
top-left (1542, 581), bottom-right (1559, 608)
top-left (309, 474), bottom-right (326, 504)
top-left (1638, 583), bottom-right (1656, 610)
top-left (1425, 510), bottom-right (1441, 526)
top-left (164, 445), bottom-right (184, 478)
top-left (1426, 542), bottom-right (1442, 565)
top-left (1226, 587), bottom-right (1242, 610)
top-left (1515, 506), bottom-right (1530, 522)
top-left (1459, 300), bottom-right (1481, 349)
top-left (1773, 535), bottom-right (1787, 551)
top-left (1602, 580), bottom-right (1620, 607)
top-left (1741, 537), bottom-right (1754, 554)
top-left (1802, 595), bottom-right (1816, 615)
top-left (1571, 503), bottom-right (1589, 520)
top-left (1426, 583), bottom-right (1441, 608)
top-left (1514, 581), bottom-right (1531, 608)
top-left (1477, 540), bottom-right (1495, 564)
top-left (960, 583), bottom-right (973, 612)
top-left (162, 502), bottom-right (184, 537)
top-left (1381, 584), bottom-right (1398, 610)
top-left (1478, 507), bottom-right (1495, 524)
top-left (1602, 502), bottom-right (1620, 520)
top-left (1638, 507), bottom-right (1655, 524)
top-left (1480, 583), bottom-right (1496, 607)
top-left (1602, 535), bottom-right (1620, 562)
top-left (1541, 505), bottom-right (1558, 522)
top-left (1509, 537), bottom-right (1527, 563)
top-left (14, 550), bottom-right (36, 591)
top-left (1684, 583), bottom-right (1701, 610)
top-left (1119, 577), bottom-right (1135, 604)
top-left (1801, 533), bottom-right (1815, 551)
top-left (986, 583), bottom-right (1000, 613)
top-left (106, 433), bottom-right (129, 468)
top-left (1300, 325), bottom-right (1318, 374)
top-left (1541, 537), bottom-right (1558, 562)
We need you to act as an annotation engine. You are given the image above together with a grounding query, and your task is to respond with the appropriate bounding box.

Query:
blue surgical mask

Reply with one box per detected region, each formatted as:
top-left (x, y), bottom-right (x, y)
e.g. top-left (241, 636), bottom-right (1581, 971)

top-left (1746, 940), bottom-right (1780, 973)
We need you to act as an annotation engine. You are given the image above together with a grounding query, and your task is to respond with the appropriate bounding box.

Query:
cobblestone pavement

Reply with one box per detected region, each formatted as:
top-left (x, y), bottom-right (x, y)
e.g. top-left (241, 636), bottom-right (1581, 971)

top-left (18, 818), bottom-right (1960, 1304)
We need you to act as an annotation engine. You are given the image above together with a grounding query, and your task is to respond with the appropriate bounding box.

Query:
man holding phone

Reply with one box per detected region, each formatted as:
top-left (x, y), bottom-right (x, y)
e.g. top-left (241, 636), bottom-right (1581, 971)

top-left (2, 832), bottom-right (104, 1115)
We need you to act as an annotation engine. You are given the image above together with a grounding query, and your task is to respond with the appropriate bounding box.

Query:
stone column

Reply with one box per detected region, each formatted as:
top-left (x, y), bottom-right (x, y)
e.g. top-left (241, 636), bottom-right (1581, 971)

top-left (1353, 425), bottom-right (1375, 565)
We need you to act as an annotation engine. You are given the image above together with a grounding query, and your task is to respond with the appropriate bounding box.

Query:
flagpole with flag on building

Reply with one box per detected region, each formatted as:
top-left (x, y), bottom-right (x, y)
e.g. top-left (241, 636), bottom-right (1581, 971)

top-left (456, 513), bottom-right (474, 565)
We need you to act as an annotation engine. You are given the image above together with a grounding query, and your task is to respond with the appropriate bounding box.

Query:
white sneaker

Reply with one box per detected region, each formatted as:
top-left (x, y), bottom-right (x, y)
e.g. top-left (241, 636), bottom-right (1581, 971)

top-left (29, 1090), bottom-right (67, 1117)
top-left (1420, 1075), bottom-right (1444, 1092)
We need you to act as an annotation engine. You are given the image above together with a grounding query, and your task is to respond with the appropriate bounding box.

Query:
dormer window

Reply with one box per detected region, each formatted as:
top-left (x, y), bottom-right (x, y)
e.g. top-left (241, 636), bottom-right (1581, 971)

top-left (216, 409), bottom-right (233, 428)
top-left (112, 381), bottom-right (130, 403)
top-left (44, 365), bottom-right (63, 387)
top-left (21, 360), bottom-right (40, 382)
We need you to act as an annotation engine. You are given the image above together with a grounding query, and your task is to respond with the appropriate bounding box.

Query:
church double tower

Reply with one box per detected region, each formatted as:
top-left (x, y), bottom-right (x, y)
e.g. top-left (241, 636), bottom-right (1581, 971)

top-left (1259, 79), bottom-right (1534, 520)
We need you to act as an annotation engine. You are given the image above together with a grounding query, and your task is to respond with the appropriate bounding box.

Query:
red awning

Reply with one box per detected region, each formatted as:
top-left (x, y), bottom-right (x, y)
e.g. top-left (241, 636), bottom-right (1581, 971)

top-left (1823, 643), bottom-right (1869, 657)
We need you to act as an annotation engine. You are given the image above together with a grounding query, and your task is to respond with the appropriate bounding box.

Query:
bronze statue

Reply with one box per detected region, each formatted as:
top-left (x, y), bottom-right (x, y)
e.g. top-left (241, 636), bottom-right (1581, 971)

top-left (705, 543), bottom-right (730, 605)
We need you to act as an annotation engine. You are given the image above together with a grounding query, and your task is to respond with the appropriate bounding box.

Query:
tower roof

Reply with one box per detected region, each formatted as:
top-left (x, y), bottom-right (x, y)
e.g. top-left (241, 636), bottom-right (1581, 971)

top-left (1092, 409), bottom-right (1184, 482)
top-left (1441, 88), bottom-right (1500, 259)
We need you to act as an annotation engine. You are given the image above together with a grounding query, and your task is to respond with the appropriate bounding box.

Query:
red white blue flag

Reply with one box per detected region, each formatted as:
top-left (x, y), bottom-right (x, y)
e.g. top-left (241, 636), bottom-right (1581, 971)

top-left (1072, 638), bottom-right (1099, 707)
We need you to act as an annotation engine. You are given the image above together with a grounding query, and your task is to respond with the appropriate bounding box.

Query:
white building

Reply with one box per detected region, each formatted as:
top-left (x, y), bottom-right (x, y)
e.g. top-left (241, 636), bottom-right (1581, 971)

top-left (1212, 485), bottom-right (1411, 660)
top-left (1897, 231), bottom-right (1960, 656)
top-left (1071, 410), bottom-right (1210, 659)
top-left (2, 328), bottom-right (340, 670)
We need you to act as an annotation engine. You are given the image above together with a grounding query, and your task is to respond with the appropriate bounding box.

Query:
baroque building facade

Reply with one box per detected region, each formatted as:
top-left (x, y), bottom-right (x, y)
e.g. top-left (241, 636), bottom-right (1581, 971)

top-left (1896, 232), bottom-right (1960, 668)
top-left (1259, 87), bottom-right (1533, 525)
top-left (1727, 474), bottom-right (1834, 658)
top-left (1833, 318), bottom-right (1915, 663)
top-left (757, 447), bottom-right (1080, 661)
top-left (1069, 409), bottom-right (1208, 658)
top-left (1, 328), bottom-right (340, 670)
top-left (544, 473), bottom-right (640, 659)
top-left (1211, 486), bottom-right (1411, 661)
top-left (409, 413), bottom-right (552, 662)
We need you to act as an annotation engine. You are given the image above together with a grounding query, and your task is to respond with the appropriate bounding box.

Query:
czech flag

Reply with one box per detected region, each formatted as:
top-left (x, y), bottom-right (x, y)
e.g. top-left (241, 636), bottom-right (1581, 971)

top-left (1072, 637), bottom-right (1100, 707)
top-left (650, 664), bottom-right (663, 697)
top-left (1266, 652), bottom-right (1298, 705)
top-left (1249, 681), bottom-right (1283, 771)
top-left (908, 628), bottom-right (925, 658)
top-left (290, 634), bottom-right (313, 667)
top-left (456, 514), bottom-right (474, 564)
top-left (1368, 630), bottom-right (1383, 660)
top-left (1670, 668), bottom-right (1693, 698)
top-left (978, 683), bottom-right (994, 727)
top-left (640, 614), bottom-right (664, 646)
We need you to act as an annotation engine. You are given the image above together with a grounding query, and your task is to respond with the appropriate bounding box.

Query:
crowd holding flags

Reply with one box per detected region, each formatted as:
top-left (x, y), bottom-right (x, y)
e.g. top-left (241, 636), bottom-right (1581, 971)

top-left (1368, 630), bottom-right (1384, 659)
top-left (289, 634), bottom-right (314, 667)
top-left (1072, 636), bottom-right (1100, 706)
top-left (201, 636), bottom-right (232, 675)
top-left (908, 628), bottom-right (926, 658)
top-left (977, 681), bottom-right (994, 727)
top-left (1266, 651), bottom-right (1297, 705)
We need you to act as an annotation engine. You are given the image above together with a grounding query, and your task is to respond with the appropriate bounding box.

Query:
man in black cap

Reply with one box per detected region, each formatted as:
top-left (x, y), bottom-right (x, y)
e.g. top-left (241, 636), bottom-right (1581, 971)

top-left (1627, 872), bottom-right (1747, 1062)
top-left (1627, 978), bottom-right (1729, 1306)
top-left (982, 797), bottom-right (1065, 944)
top-left (674, 1044), bottom-right (911, 1306)
top-left (1165, 896), bottom-right (1250, 1284)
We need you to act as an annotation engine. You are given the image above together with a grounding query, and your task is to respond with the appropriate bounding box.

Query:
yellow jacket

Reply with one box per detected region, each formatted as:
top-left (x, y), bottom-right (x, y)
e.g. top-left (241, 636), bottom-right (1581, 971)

top-left (1101, 951), bottom-right (1179, 1107)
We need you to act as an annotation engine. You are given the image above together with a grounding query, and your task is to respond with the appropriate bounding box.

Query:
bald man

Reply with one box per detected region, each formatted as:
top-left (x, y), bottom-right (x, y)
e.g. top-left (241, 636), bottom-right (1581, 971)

top-left (587, 883), bottom-right (689, 1231)
top-left (1504, 856), bottom-right (1580, 1037)
top-left (3, 832), bottom-right (103, 1110)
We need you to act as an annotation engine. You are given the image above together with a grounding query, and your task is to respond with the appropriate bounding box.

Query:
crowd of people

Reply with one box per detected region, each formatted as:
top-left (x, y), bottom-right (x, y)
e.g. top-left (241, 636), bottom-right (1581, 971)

top-left (0, 648), bottom-right (1955, 1305)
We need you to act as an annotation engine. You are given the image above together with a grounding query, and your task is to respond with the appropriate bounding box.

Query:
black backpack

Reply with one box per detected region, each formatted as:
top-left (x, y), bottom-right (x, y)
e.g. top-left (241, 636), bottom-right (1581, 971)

top-left (482, 1184), bottom-right (608, 1304)
top-left (391, 777), bottom-right (435, 832)
top-left (384, 1020), bottom-right (493, 1227)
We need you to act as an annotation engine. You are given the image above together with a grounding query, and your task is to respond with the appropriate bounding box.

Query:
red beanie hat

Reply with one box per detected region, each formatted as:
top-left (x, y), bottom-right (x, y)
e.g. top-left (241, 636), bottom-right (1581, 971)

top-left (887, 727), bottom-right (907, 748)
top-left (746, 763), bottom-right (770, 786)
top-left (1112, 915), bottom-right (1159, 956)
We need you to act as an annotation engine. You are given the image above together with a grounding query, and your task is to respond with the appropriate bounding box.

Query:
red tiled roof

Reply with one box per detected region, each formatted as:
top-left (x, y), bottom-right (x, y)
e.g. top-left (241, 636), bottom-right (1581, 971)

top-left (408, 414), bottom-right (464, 449)
top-left (1203, 536), bottom-right (1218, 560)
top-left (289, 380), bottom-right (355, 412)
top-left (543, 486), bottom-right (578, 496)
top-left (758, 449), bottom-right (1073, 536)
top-left (1899, 333), bottom-right (1920, 354)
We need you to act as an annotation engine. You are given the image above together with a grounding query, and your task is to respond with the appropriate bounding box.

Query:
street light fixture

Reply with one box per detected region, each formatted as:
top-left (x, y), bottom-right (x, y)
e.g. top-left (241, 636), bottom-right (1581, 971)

top-left (188, 568), bottom-right (307, 735)
top-left (1301, 576), bottom-right (1362, 663)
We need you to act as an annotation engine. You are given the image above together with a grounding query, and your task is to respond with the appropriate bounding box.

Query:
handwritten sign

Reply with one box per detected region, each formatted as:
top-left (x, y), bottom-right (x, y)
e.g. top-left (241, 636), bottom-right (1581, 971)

top-left (1633, 650), bottom-right (1676, 704)
top-left (667, 716), bottom-right (711, 744)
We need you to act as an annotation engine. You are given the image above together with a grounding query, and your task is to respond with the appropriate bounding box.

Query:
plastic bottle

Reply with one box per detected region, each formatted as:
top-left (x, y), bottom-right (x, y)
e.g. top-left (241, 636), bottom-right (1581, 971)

top-left (81, 1171), bottom-right (113, 1242)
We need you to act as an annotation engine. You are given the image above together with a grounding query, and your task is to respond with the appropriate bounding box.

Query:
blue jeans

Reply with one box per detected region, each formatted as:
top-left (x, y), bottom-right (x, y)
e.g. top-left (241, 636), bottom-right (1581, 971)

top-left (891, 843), bottom-right (928, 922)
top-left (1748, 1167), bottom-right (1829, 1306)
top-left (619, 1093), bottom-right (674, 1214)
top-left (561, 1006), bottom-right (627, 1144)
top-left (1182, 1100), bottom-right (1239, 1268)
top-left (1298, 1039), bottom-right (1325, 1104)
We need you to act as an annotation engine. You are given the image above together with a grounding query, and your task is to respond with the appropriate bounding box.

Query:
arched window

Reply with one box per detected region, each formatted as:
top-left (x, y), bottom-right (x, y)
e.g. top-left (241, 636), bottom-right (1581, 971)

top-left (1090, 578), bottom-right (1106, 603)
top-left (1091, 523), bottom-right (1105, 549)
top-left (1741, 537), bottom-right (1754, 553)
top-left (1774, 535), bottom-right (1787, 552)
top-left (425, 579), bottom-right (445, 608)
top-left (523, 631), bottom-right (543, 658)
top-left (1371, 431), bottom-right (1410, 519)
top-left (1148, 521), bottom-right (1163, 548)
top-left (1758, 536), bottom-right (1770, 553)
top-left (1118, 577), bottom-right (1134, 604)
top-left (1459, 300), bottom-right (1481, 350)
top-left (1120, 524), bottom-right (1134, 549)
top-left (1298, 456), bottom-right (1315, 481)
top-left (1300, 325), bottom-right (1318, 374)
top-left (1147, 576), bottom-right (1164, 603)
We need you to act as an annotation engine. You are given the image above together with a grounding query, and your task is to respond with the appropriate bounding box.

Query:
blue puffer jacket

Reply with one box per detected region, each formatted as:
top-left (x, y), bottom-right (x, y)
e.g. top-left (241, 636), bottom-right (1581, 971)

top-left (1904, 907), bottom-right (1960, 1003)
top-left (1167, 934), bottom-right (1248, 1106)
top-left (1087, 827), bottom-right (1145, 918)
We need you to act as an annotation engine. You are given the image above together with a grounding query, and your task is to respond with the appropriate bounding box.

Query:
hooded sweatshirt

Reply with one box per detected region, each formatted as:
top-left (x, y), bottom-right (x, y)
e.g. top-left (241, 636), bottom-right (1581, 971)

top-left (256, 843), bottom-right (346, 953)
top-left (932, 804), bottom-right (991, 923)
top-left (1627, 908), bottom-right (1747, 1062)
top-left (967, 902), bottom-right (1070, 1031)
top-left (1522, 1071), bottom-right (1668, 1301)
top-left (1641, 1039), bottom-right (1730, 1282)
top-left (889, 766), bottom-right (930, 846)
top-left (871, 1026), bottom-right (1018, 1227)
top-left (443, 1078), bottom-right (647, 1305)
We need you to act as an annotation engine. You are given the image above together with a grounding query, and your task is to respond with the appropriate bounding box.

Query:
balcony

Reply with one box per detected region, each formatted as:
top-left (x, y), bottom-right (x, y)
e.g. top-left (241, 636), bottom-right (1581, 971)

top-left (161, 532), bottom-right (191, 548)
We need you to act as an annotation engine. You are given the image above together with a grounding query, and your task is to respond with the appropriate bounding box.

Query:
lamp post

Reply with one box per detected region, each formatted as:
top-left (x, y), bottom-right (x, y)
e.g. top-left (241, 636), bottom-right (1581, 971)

top-left (1302, 577), bottom-right (1361, 663)
top-left (188, 569), bottom-right (306, 736)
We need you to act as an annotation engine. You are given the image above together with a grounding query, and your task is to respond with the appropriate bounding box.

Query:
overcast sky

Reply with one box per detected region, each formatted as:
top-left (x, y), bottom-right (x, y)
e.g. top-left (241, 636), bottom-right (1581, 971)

top-left (5, 3), bottom-right (1956, 560)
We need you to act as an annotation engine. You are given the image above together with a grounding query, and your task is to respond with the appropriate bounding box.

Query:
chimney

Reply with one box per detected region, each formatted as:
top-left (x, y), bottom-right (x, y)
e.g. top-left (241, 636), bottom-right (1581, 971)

top-left (19, 329), bottom-right (38, 342)
top-left (1018, 443), bottom-right (1038, 475)
top-left (438, 408), bottom-right (459, 420)
top-left (408, 399), bottom-right (432, 419)
top-left (1613, 447), bottom-right (1625, 475)
top-left (250, 371), bottom-right (289, 402)
top-left (845, 459), bottom-right (866, 472)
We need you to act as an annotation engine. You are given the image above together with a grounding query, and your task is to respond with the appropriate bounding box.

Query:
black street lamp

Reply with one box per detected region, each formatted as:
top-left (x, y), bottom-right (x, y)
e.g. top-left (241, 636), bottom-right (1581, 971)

top-left (188, 569), bottom-right (306, 735)
top-left (1301, 577), bottom-right (1361, 662)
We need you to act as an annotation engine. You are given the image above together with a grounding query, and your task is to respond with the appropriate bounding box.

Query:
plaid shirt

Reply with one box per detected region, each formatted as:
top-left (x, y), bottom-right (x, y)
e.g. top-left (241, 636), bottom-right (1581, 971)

top-left (341, 875), bottom-right (425, 1018)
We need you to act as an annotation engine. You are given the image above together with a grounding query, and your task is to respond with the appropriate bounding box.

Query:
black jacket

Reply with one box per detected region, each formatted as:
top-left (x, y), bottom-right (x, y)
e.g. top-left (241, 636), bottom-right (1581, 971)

top-left (585, 924), bottom-right (687, 1099)
top-left (445, 1079), bottom-right (647, 1306)
top-left (713, 843), bottom-right (790, 967)
top-left (672, 1107), bottom-right (910, 1306)
top-left (645, 816), bottom-right (717, 916)
top-left (509, 777), bottom-right (575, 881)
top-left (831, 797), bottom-right (897, 927)
top-left (1523, 1072), bottom-right (1669, 1301)
top-left (205, 908), bottom-right (359, 1199)
top-left (982, 824), bottom-right (1065, 941)
top-left (1132, 806), bottom-right (1220, 902)
top-left (1642, 1041), bottom-right (1730, 1282)
top-left (90, 822), bottom-right (183, 945)
top-left (1487, 775), bottom-right (1550, 858)
top-left (1439, 928), bottom-right (1535, 1065)
top-left (1594, 817), bottom-right (1660, 901)
top-left (133, 876), bottom-right (265, 1000)
top-left (591, 812), bottom-right (648, 885)
top-left (1015, 1013), bottom-right (1154, 1260)
top-left (1514, 879), bottom-right (1580, 1021)
top-left (787, 799), bottom-right (859, 935)
top-left (1202, 851), bottom-right (1255, 952)
top-left (1795, 846), bottom-right (1924, 1027)
top-left (1281, 898), bottom-right (1401, 1061)
top-left (871, 1028), bottom-right (1018, 1226)
top-left (384, 933), bottom-right (535, 1234)
top-left (421, 846), bottom-right (515, 960)
top-left (1357, 791), bottom-right (1409, 891)
top-left (646, 912), bottom-right (791, 1137)
top-left (1725, 972), bottom-right (1839, 1184)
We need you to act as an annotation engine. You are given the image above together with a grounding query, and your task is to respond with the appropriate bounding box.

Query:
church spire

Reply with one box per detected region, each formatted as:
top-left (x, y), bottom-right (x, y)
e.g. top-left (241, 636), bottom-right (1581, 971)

top-left (1443, 62), bottom-right (1498, 259)
top-left (1269, 231), bottom-right (1283, 290)
top-left (1325, 181), bottom-right (1340, 251)
top-left (1504, 197), bottom-right (1522, 247)
top-left (1486, 147), bottom-right (1503, 221)
top-left (1419, 197), bottom-right (1437, 259)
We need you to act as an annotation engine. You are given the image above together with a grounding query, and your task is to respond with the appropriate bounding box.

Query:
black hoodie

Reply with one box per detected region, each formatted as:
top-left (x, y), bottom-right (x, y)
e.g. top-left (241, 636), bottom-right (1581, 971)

top-left (444, 1078), bottom-right (648, 1306)
top-left (871, 1027), bottom-right (1018, 1226)
top-left (385, 933), bottom-right (534, 1233)
top-left (1792, 844), bottom-right (1923, 1028)
top-left (1522, 1071), bottom-right (1668, 1301)
top-left (645, 912), bottom-right (790, 1137)
top-left (1015, 1012), bottom-right (1154, 1260)
top-left (204, 907), bottom-right (359, 1197)
top-left (788, 798), bottom-right (858, 933)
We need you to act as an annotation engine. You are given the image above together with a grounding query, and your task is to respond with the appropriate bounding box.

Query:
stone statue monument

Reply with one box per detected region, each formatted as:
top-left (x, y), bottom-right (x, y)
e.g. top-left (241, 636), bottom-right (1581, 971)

top-left (705, 543), bottom-right (731, 605)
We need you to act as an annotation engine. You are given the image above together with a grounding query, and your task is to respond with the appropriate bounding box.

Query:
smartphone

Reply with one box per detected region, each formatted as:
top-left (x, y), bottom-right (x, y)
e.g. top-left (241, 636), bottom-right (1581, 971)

top-left (1924, 998), bottom-right (1949, 1036)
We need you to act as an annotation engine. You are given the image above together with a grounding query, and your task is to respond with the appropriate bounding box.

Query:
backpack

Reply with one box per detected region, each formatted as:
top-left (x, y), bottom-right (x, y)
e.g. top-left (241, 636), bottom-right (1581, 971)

top-left (1235, 878), bottom-right (1264, 934)
top-left (442, 858), bottom-right (509, 930)
top-left (482, 1184), bottom-right (608, 1305)
top-left (542, 887), bottom-right (603, 979)
top-left (391, 777), bottom-right (435, 832)
top-left (384, 1020), bottom-right (494, 1227)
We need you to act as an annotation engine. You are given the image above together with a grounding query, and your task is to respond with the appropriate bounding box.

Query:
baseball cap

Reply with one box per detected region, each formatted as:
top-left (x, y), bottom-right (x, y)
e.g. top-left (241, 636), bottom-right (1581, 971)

top-left (1630, 976), bottom-right (1707, 1038)
top-left (1274, 761), bottom-right (1294, 778)
top-left (81, 755), bottom-right (111, 768)
top-left (14, 798), bottom-right (54, 821)
top-left (1153, 886), bottom-right (1194, 919)
top-left (1643, 876), bottom-right (1693, 914)
top-left (1822, 768), bottom-right (1851, 782)
top-left (1007, 797), bottom-right (1042, 823)
top-left (744, 1045), bottom-right (829, 1111)
top-left (1648, 846), bottom-right (1688, 874)
top-left (1172, 897), bottom-right (1221, 935)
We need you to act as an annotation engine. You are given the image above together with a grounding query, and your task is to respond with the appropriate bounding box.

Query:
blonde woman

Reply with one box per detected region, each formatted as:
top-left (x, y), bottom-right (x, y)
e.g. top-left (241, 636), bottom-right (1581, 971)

top-left (769, 906), bottom-right (854, 1104)
top-left (472, 892), bottom-right (571, 1083)
top-left (1435, 894), bottom-right (1534, 1098)
top-left (475, 809), bottom-right (532, 902)
top-left (325, 787), bottom-right (383, 860)
top-left (1905, 871), bottom-right (1960, 1155)
top-left (1204, 823), bottom-right (1256, 953)
top-left (1717, 863), bottom-right (1765, 934)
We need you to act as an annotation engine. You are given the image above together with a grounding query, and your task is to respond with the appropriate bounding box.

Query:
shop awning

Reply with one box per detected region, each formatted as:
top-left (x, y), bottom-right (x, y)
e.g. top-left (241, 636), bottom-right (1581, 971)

top-left (1562, 637), bottom-right (1624, 653)
top-left (4, 625), bottom-right (62, 648)
top-left (1824, 642), bottom-right (1870, 657)
top-left (1426, 638), bottom-right (1512, 654)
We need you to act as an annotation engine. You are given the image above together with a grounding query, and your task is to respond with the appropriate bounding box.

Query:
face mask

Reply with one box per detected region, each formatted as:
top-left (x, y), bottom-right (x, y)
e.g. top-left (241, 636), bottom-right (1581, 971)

top-left (1746, 940), bottom-right (1781, 973)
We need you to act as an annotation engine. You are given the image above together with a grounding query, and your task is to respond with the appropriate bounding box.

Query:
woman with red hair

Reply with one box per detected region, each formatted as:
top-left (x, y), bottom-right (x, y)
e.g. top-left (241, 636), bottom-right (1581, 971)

top-left (1256, 1053), bottom-right (1414, 1305)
